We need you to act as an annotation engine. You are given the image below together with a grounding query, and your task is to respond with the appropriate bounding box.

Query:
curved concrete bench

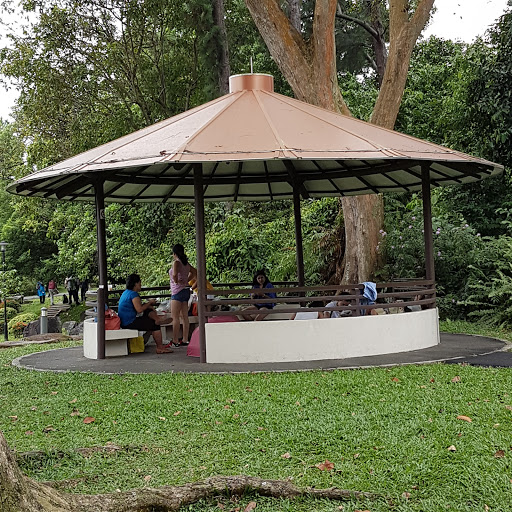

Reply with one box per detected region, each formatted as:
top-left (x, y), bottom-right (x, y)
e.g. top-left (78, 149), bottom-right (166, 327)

top-left (83, 318), bottom-right (138, 359)
top-left (205, 308), bottom-right (440, 363)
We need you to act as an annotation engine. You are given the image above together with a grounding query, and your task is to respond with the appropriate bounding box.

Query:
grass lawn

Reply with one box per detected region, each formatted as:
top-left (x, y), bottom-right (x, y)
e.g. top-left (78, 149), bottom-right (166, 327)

top-left (1, 322), bottom-right (512, 511)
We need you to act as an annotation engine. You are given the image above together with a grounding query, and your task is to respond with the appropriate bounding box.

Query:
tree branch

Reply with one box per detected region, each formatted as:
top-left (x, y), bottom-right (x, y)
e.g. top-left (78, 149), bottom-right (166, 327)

top-left (335, 11), bottom-right (379, 39)
top-left (371, 0), bottom-right (434, 128)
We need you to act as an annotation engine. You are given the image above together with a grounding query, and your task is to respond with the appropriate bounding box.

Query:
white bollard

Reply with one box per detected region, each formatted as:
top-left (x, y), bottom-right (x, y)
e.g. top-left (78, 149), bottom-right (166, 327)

top-left (40, 307), bottom-right (48, 334)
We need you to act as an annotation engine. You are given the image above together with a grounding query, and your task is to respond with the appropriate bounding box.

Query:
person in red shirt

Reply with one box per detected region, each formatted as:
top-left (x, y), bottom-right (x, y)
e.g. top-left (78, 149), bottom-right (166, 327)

top-left (47, 279), bottom-right (57, 305)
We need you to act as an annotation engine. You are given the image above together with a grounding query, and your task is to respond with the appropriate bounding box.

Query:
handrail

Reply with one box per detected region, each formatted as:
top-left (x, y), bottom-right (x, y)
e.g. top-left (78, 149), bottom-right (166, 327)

top-left (86, 280), bottom-right (436, 318)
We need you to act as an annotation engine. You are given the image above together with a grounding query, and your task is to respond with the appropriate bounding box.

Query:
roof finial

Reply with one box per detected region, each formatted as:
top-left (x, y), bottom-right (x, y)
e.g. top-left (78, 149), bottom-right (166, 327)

top-left (229, 74), bottom-right (274, 93)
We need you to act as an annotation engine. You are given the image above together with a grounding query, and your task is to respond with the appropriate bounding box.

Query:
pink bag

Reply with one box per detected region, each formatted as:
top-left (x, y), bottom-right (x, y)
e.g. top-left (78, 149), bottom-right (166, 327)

top-left (104, 309), bottom-right (121, 330)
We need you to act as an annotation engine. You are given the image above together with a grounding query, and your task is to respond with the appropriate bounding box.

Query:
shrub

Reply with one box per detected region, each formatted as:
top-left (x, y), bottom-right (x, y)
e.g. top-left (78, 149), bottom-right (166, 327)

top-left (5, 300), bottom-right (22, 313)
top-left (8, 312), bottom-right (38, 329)
top-left (8, 312), bottom-right (38, 339)
top-left (382, 193), bottom-right (484, 319)
top-left (3, 307), bottom-right (17, 321)
top-left (464, 235), bottom-right (512, 327)
top-left (0, 307), bottom-right (19, 334)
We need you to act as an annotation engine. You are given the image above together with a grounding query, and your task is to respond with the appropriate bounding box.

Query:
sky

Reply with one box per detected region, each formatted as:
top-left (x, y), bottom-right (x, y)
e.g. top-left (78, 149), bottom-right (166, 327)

top-left (0, 0), bottom-right (510, 121)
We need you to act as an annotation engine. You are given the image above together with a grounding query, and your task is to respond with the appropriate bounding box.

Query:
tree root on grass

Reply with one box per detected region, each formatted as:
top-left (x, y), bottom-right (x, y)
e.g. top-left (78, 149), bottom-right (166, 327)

top-left (1, 432), bottom-right (378, 512)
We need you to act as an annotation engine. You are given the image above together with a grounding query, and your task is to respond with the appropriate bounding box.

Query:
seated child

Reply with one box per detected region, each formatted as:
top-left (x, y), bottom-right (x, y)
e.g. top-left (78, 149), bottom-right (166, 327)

top-left (291, 301), bottom-right (327, 320)
top-left (325, 292), bottom-right (352, 318)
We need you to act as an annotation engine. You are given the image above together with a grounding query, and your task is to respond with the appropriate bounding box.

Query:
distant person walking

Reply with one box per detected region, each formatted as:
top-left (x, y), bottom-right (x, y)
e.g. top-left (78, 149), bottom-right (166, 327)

top-left (47, 279), bottom-right (57, 305)
top-left (65, 277), bottom-right (72, 304)
top-left (70, 275), bottom-right (80, 305)
top-left (65, 275), bottom-right (79, 305)
top-left (36, 281), bottom-right (46, 304)
top-left (80, 278), bottom-right (89, 303)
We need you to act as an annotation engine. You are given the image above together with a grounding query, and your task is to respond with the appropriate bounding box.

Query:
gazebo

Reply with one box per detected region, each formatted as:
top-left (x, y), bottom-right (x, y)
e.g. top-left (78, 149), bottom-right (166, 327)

top-left (7, 74), bottom-right (503, 363)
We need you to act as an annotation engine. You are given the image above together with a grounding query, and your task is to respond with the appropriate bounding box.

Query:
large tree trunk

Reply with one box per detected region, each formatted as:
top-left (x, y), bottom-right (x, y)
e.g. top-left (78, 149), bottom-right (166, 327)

top-left (0, 432), bottom-right (377, 512)
top-left (366, 0), bottom-right (387, 87)
top-left (0, 430), bottom-right (71, 511)
top-left (287, 0), bottom-right (302, 31)
top-left (213, 0), bottom-right (231, 95)
top-left (340, 194), bottom-right (384, 283)
top-left (246, 0), bottom-right (434, 283)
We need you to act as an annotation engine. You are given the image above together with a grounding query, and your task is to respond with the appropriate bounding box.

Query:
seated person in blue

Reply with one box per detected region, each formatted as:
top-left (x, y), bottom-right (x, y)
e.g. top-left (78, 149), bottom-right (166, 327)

top-left (118, 273), bottom-right (172, 354)
top-left (242, 270), bottom-right (277, 321)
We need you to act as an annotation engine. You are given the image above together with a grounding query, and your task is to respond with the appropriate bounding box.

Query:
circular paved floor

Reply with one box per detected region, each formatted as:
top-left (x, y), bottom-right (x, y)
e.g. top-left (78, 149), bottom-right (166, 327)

top-left (12, 333), bottom-right (511, 374)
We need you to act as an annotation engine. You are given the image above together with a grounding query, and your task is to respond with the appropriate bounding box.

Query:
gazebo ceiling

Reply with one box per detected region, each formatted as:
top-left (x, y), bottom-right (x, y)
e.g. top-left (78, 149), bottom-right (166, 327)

top-left (8, 74), bottom-right (503, 203)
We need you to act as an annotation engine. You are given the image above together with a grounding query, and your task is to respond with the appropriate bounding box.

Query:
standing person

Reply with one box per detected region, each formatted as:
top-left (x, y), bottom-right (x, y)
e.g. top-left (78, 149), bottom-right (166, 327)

top-left (80, 278), bottom-right (89, 303)
top-left (169, 244), bottom-right (196, 347)
top-left (118, 273), bottom-right (171, 354)
top-left (242, 270), bottom-right (277, 321)
top-left (65, 276), bottom-right (73, 305)
top-left (47, 279), bottom-right (57, 305)
top-left (70, 275), bottom-right (80, 305)
top-left (36, 281), bottom-right (46, 304)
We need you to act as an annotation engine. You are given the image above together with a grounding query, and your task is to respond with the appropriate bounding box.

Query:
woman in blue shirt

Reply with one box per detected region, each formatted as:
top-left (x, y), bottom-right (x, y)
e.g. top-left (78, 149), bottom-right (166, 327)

top-left (36, 281), bottom-right (46, 304)
top-left (241, 270), bottom-right (277, 321)
top-left (118, 274), bottom-right (172, 354)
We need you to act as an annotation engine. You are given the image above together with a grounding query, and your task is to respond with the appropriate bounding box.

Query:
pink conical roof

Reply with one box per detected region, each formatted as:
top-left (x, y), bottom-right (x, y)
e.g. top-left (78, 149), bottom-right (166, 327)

top-left (9, 74), bottom-right (502, 203)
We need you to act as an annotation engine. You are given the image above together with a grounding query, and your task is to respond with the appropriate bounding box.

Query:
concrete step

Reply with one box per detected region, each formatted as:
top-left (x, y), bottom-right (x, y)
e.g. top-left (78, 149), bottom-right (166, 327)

top-left (46, 305), bottom-right (71, 318)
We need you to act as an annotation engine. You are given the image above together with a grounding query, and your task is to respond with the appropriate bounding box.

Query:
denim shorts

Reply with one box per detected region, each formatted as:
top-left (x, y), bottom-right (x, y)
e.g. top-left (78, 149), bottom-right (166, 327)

top-left (171, 288), bottom-right (191, 303)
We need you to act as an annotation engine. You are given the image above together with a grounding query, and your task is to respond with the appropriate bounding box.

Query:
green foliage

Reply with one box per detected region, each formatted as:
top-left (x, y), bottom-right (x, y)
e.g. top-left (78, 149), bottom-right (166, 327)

top-left (5, 299), bottom-right (22, 313)
top-left (59, 303), bottom-right (87, 324)
top-left (225, 0), bottom-right (290, 94)
top-left (463, 236), bottom-right (512, 327)
top-left (0, 269), bottom-right (27, 297)
top-left (334, 0), bottom-right (389, 79)
top-left (468, 9), bottom-right (512, 170)
top-left (0, 0), bottom-right (225, 172)
top-left (8, 312), bottom-right (38, 327)
top-left (202, 199), bottom-right (340, 285)
top-left (382, 193), bottom-right (484, 318)
top-left (0, 120), bottom-right (28, 180)
top-left (2, 307), bottom-right (17, 321)
top-left (205, 213), bottom-right (274, 282)
top-left (339, 73), bottom-right (379, 121)
top-left (46, 202), bottom-right (96, 279)
top-left (398, 33), bottom-right (512, 238)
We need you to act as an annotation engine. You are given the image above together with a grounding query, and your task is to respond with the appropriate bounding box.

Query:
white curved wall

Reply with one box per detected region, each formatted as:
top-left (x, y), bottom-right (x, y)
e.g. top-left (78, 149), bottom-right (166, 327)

top-left (205, 308), bottom-right (440, 363)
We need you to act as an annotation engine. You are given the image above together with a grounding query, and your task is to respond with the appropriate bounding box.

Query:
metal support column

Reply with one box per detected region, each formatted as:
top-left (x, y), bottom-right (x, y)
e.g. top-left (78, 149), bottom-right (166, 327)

top-left (422, 164), bottom-right (436, 305)
top-left (1, 245), bottom-right (7, 341)
top-left (94, 180), bottom-right (107, 359)
top-left (293, 189), bottom-right (305, 287)
top-left (194, 165), bottom-right (207, 363)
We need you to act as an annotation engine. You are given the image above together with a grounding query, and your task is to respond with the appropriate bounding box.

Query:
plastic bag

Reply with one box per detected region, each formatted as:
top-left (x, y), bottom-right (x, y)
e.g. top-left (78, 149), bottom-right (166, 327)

top-left (104, 309), bottom-right (121, 330)
top-left (128, 336), bottom-right (145, 353)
